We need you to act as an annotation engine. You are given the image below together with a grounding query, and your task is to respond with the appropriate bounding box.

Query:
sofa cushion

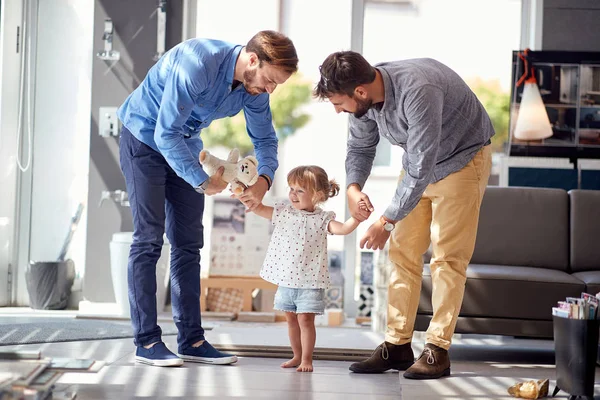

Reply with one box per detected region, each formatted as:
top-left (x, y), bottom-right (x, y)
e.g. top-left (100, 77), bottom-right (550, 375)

top-left (572, 271), bottom-right (600, 295)
top-left (419, 264), bottom-right (585, 320)
top-left (569, 190), bottom-right (600, 272)
top-left (471, 187), bottom-right (569, 271)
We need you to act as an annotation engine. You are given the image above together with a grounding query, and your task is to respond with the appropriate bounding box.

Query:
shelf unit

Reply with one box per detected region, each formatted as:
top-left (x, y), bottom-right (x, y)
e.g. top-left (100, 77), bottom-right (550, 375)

top-left (508, 51), bottom-right (600, 160)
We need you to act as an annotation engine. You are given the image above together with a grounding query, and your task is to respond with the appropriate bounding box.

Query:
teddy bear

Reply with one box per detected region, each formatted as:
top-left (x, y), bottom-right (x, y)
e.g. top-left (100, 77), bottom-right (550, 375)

top-left (507, 379), bottom-right (548, 399)
top-left (199, 148), bottom-right (259, 195)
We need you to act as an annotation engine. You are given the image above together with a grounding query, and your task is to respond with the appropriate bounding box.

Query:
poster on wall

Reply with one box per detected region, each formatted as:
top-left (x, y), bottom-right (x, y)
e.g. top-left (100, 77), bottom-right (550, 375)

top-left (209, 197), bottom-right (274, 277)
top-left (325, 250), bottom-right (344, 309)
top-left (358, 251), bottom-right (374, 317)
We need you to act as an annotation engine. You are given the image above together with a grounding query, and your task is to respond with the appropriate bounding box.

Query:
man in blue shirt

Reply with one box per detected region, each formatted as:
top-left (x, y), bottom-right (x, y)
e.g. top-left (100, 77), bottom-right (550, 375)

top-left (118, 30), bottom-right (298, 367)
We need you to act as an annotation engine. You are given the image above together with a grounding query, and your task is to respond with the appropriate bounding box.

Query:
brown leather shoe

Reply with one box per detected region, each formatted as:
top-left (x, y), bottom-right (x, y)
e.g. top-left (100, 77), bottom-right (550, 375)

top-left (349, 342), bottom-right (414, 373)
top-left (403, 343), bottom-right (451, 379)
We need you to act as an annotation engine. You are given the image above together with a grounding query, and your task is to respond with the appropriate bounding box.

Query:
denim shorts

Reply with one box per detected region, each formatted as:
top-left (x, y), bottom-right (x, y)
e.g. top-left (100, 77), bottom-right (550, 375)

top-left (274, 287), bottom-right (325, 314)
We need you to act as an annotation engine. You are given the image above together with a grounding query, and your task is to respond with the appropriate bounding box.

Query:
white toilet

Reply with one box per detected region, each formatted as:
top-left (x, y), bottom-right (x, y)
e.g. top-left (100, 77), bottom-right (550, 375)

top-left (109, 232), bottom-right (171, 318)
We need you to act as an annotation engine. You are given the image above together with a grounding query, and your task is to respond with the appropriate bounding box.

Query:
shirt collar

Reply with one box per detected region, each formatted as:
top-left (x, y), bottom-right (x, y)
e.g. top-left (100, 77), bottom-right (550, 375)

top-left (376, 66), bottom-right (397, 113)
top-left (226, 45), bottom-right (243, 85)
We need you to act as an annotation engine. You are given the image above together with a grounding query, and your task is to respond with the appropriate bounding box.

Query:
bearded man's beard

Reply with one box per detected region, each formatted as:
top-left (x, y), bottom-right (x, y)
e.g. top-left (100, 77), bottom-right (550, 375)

top-left (353, 96), bottom-right (373, 118)
top-left (243, 69), bottom-right (265, 95)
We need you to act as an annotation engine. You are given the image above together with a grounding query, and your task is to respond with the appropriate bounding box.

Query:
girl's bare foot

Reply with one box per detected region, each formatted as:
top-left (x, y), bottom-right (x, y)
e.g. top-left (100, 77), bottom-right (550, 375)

top-left (296, 362), bottom-right (313, 372)
top-left (281, 358), bottom-right (301, 368)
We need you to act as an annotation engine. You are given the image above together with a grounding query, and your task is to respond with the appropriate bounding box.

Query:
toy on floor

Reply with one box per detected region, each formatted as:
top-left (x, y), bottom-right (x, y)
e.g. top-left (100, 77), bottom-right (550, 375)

top-left (199, 148), bottom-right (259, 195)
top-left (508, 378), bottom-right (549, 399)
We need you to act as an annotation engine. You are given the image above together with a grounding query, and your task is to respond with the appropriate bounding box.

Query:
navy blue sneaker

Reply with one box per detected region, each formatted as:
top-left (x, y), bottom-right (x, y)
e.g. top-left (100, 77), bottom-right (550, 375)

top-left (177, 341), bottom-right (238, 365)
top-left (135, 342), bottom-right (183, 367)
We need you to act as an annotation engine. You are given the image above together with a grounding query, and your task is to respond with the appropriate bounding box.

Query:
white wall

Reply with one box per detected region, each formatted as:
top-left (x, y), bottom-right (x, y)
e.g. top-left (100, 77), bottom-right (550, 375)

top-left (542, 0), bottom-right (600, 52)
top-left (16, 0), bottom-right (94, 305)
top-left (0, 0), bottom-right (25, 306)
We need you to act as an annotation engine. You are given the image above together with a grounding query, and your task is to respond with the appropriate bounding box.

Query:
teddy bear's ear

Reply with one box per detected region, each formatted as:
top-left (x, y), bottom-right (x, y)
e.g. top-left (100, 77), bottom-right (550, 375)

top-left (246, 156), bottom-right (258, 167)
top-left (227, 148), bottom-right (240, 163)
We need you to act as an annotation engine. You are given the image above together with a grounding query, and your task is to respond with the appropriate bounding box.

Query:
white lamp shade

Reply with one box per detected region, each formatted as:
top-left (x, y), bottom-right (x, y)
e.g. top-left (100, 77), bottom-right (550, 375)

top-left (514, 81), bottom-right (553, 140)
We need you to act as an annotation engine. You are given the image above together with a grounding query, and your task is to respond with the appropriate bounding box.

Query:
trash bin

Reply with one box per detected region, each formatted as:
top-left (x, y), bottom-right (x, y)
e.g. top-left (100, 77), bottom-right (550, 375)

top-left (26, 260), bottom-right (75, 310)
top-left (552, 315), bottom-right (600, 399)
top-left (109, 232), bottom-right (170, 318)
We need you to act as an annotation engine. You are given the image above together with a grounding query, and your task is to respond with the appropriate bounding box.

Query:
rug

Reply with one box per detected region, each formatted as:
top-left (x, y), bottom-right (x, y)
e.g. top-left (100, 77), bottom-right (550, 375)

top-left (0, 318), bottom-right (178, 346)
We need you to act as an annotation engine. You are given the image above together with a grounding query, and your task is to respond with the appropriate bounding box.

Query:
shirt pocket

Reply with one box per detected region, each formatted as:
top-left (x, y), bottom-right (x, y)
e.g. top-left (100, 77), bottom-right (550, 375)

top-left (212, 97), bottom-right (244, 120)
top-left (382, 115), bottom-right (408, 146)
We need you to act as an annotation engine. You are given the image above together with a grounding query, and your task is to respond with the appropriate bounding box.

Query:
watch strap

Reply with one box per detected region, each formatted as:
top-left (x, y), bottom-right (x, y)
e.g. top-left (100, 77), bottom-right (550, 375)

top-left (196, 178), bottom-right (209, 194)
top-left (259, 174), bottom-right (272, 190)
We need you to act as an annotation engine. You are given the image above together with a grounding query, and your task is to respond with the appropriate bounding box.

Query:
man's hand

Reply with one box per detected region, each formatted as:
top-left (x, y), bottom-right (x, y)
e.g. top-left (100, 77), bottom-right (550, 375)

top-left (237, 176), bottom-right (269, 212)
top-left (360, 219), bottom-right (391, 250)
top-left (347, 184), bottom-right (374, 222)
top-left (204, 167), bottom-right (228, 196)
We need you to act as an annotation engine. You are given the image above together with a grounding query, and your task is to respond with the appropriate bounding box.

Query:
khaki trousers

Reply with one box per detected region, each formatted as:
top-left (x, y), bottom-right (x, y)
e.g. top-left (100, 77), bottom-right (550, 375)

top-left (385, 145), bottom-right (492, 350)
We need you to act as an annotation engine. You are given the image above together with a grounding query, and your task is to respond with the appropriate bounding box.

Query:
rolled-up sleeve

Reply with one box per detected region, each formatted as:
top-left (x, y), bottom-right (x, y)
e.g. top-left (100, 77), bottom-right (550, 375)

top-left (154, 56), bottom-right (209, 188)
top-left (243, 94), bottom-right (279, 181)
top-left (384, 84), bottom-right (444, 221)
top-left (346, 115), bottom-right (379, 189)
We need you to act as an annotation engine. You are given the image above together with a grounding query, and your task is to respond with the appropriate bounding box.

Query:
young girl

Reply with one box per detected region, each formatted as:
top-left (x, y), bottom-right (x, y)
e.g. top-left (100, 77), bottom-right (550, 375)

top-left (251, 165), bottom-right (361, 372)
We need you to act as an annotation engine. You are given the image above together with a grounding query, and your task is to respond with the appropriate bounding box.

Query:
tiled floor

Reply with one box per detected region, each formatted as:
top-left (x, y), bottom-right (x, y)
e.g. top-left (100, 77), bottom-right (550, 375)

top-left (2, 319), bottom-right (600, 399)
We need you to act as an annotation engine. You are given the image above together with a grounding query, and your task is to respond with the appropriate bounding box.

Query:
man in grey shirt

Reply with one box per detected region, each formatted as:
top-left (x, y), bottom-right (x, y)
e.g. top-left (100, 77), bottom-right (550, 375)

top-left (315, 51), bottom-right (494, 379)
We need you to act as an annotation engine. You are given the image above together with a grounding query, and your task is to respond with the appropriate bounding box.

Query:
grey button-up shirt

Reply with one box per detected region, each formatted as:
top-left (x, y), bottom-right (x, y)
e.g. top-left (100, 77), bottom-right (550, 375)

top-left (346, 58), bottom-right (495, 221)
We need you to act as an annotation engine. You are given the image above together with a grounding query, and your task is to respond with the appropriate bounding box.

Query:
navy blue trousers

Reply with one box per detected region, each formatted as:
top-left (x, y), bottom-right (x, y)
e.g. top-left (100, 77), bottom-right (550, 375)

top-left (119, 127), bottom-right (205, 349)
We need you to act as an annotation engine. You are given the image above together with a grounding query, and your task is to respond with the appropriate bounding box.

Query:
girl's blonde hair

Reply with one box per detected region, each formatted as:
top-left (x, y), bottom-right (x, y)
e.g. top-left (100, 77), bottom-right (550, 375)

top-left (287, 165), bottom-right (340, 205)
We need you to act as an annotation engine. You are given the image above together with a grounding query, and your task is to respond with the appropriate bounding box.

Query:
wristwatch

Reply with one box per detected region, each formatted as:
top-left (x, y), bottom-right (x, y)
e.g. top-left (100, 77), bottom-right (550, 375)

top-left (196, 179), bottom-right (209, 194)
top-left (380, 215), bottom-right (395, 232)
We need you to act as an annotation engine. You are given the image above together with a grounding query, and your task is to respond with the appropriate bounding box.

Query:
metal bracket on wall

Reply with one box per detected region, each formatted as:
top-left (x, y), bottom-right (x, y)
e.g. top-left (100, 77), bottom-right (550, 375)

top-left (153, 1), bottom-right (167, 61)
top-left (97, 19), bottom-right (120, 61)
top-left (98, 190), bottom-right (130, 207)
top-left (7, 264), bottom-right (13, 306)
top-left (99, 107), bottom-right (120, 137)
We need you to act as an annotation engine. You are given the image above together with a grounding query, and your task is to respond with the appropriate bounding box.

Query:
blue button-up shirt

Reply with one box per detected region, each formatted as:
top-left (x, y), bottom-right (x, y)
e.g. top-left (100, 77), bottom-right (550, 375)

top-left (117, 38), bottom-right (278, 188)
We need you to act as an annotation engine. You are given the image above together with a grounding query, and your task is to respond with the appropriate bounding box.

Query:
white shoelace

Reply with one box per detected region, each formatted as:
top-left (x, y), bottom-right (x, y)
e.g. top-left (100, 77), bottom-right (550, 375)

top-left (419, 348), bottom-right (435, 365)
top-left (380, 343), bottom-right (389, 360)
